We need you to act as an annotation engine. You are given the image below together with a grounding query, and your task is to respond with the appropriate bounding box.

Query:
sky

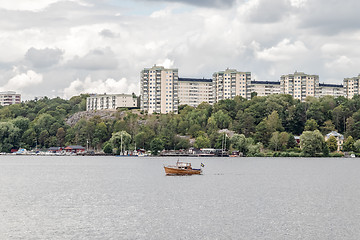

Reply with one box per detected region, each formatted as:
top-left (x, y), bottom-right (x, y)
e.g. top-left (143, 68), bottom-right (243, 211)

top-left (1, 0), bottom-right (360, 100)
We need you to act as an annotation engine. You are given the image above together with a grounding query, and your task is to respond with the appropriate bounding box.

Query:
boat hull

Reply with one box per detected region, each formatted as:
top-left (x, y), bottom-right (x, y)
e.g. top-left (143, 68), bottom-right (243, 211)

top-left (164, 166), bottom-right (202, 175)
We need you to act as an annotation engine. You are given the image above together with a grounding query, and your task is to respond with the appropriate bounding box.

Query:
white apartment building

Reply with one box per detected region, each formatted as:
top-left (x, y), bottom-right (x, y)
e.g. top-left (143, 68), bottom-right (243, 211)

top-left (141, 65), bottom-right (179, 114)
top-left (319, 83), bottom-right (344, 98)
top-left (0, 91), bottom-right (21, 106)
top-left (249, 81), bottom-right (280, 97)
top-left (86, 93), bottom-right (138, 111)
top-left (343, 75), bottom-right (360, 99)
top-left (280, 71), bottom-right (319, 101)
top-left (213, 69), bottom-right (251, 101)
top-left (178, 78), bottom-right (213, 107)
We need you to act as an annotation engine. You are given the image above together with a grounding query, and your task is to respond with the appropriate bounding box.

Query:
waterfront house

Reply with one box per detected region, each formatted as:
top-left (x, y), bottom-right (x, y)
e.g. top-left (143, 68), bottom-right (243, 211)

top-left (325, 131), bottom-right (344, 151)
top-left (64, 145), bottom-right (86, 153)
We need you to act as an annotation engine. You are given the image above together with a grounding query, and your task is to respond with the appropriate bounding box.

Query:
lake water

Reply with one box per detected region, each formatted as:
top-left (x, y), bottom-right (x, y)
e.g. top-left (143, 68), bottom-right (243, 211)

top-left (1, 156), bottom-right (360, 239)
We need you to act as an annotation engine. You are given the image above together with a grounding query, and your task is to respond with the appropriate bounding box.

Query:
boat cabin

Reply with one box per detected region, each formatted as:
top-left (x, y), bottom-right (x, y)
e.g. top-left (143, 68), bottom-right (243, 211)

top-left (176, 161), bottom-right (192, 169)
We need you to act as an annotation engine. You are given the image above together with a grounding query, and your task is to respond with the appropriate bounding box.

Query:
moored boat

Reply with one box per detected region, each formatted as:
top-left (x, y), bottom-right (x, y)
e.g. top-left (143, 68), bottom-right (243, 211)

top-left (164, 160), bottom-right (203, 175)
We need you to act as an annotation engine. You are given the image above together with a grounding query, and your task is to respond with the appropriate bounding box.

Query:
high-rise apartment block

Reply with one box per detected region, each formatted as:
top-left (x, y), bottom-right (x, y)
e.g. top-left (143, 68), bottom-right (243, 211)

top-left (178, 78), bottom-right (213, 107)
top-left (343, 75), bottom-right (360, 99)
top-left (86, 93), bottom-right (138, 111)
top-left (0, 91), bottom-right (21, 106)
top-left (213, 69), bottom-right (251, 101)
top-left (280, 72), bottom-right (319, 101)
top-left (140, 65), bottom-right (179, 114)
top-left (139, 66), bottom-right (356, 114)
top-left (249, 81), bottom-right (280, 97)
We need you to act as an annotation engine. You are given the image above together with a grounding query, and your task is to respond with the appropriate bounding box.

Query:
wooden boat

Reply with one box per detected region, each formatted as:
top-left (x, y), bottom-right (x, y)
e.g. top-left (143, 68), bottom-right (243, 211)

top-left (164, 160), bottom-right (202, 175)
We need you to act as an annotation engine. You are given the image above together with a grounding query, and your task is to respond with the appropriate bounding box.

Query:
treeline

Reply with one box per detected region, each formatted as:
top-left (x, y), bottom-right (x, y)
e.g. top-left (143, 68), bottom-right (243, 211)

top-left (1, 94), bottom-right (360, 156)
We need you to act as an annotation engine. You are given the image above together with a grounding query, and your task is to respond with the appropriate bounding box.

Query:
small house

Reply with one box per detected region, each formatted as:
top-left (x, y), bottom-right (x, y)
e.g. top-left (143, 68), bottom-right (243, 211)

top-left (325, 131), bottom-right (344, 151)
top-left (65, 145), bottom-right (86, 153)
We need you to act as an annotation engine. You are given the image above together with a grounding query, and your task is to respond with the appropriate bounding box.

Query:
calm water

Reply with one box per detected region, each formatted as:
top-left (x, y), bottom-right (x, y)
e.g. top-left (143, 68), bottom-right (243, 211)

top-left (1, 156), bottom-right (360, 239)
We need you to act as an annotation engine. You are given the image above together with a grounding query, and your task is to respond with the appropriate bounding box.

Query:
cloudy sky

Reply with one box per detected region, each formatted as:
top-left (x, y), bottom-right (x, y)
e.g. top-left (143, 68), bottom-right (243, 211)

top-left (1, 0), bottom-right (359, 100)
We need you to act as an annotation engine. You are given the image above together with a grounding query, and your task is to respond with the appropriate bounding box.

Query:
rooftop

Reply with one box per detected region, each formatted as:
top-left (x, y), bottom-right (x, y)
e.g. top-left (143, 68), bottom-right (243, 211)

top-left (179, 78), bottom-right (212, 83)
top-left (319, 83), bottom-right (343, 88)
top-left (251, 80), bottom-right (280, 85)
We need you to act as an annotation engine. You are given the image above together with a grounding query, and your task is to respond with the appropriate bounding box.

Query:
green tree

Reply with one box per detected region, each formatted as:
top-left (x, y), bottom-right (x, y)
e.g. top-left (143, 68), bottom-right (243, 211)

top-left (269, 132), bottom-right (289, 151)
top-left (304, 119), bottom-right (319, 131)
top-left (326, 136), bottom-right (338, 152)
top-left (22, 128), bottom-right (37, 149)
top-left (11, 117), bottom-right (30, 135)
top-left (247, 142), bottom-right (262, 157)
top-left (110, 131), bottom-right (131, 154)
top-left (103, 142), bottom-right (113, 154)
top-left (287, 133), bottom-right (297, 149)
top-left (194, 135), bottom-right (211, 149)
top-left (150, 138), bottom-right (164, 155)
top-left (94, 122), bottom-right (109, 145)
top-left (212, 110), bottom-right (232, 129)
top-left (39, 130), bottom-right (50, 148)
top-left (300, 130), bottom-right (325, 156)
top-left (265, 111), bottom-right (284, 132)
top-left (56, 127), bottom-right (66, 146)
top-left (269, 132), bottom-right (282, 151)
top-left (174, 137), bottom-right (190, 150)
top-left (254, 111), bottom-right (283, 145)
top-left (231, 134), bottom-right (253, 155)
top-left (353, 139), bottom-right (360, 153)
top-left (322, 142), bottom-right (330, 157)
top-left (0, 122), bottom-right (21, 152)
top-left (343, 136), bottom-right (355, 152)
top-left (320, 120), bottom-right (335, 134)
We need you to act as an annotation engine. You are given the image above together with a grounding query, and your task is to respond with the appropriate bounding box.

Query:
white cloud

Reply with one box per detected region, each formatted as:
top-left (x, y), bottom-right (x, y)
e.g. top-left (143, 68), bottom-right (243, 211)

top-left (159, 59), bottom-right (175, 69)
top-left (325, 56), bottom-right (353, 70)
top-left (62, 77), bottom-right (139, 99)
top-left (150, 6), bottom-right (174, 18)
top-left (0, 0), bottom-right (58, 11)
top-left (1, 0), bottom-right (360, 99)
top-left (0, 69), bottom-right (43, 92)
top-left (289, 0), bottom-right (307, 8)
top-left (0, 0), bottom-right (89, 11)
top-left (255, 39), bottom-right (308, 61)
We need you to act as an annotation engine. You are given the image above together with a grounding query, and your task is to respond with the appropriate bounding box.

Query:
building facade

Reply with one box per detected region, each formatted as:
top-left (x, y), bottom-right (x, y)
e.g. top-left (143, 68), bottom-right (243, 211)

top-left (280, 72), bottom-right (319, 101)
top-left (86, 93), bottom-right (138, 111)
top-left (249, 81), bottom-right (280, 97)
top-left (212, 69), bottom-right (251, 101)
top-left (319, 83), bottom-right (344, 98)
top-left (324, 131), bottom-right (344, 151)
top-left (0, 91), bottom-right (21, 106)
top-left (178, 78), bottom-right (213, 107)
top-left (343, 75), bottom-right (360, 99)
top-left (140, 65), bottom-right (179, 114)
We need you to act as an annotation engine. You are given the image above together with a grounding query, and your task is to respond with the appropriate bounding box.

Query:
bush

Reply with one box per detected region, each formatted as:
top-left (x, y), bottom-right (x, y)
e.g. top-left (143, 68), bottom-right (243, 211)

top-left (102, 142), bottom-right (113, 154)
top-left (329, 152), bottom-right (344, 157)
top-left (288, 152), bottom-right (302, 157)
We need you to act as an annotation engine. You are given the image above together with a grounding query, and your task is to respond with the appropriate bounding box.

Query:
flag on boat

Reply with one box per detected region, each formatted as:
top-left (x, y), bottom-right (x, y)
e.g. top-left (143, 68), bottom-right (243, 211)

top-left (201, 163), bottom-right (205, 167)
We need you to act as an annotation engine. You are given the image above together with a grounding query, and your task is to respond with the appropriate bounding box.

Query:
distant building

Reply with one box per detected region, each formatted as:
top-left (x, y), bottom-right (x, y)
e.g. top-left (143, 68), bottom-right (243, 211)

top-left (86, 93), bottom-right (138, 111)
top-left (280, 71), bottom-right (319, 101)
top-left (140, 65), bottom-right (179, 114)
top-left (319, 83), bottom-right (344, 98)
top-left (213, 69), bottom-right (252, 101)
top-left (0, 91), bottom-right (21, 106)
top-left (325, 131), bottom-right (344, 151)
top-left (343, 75), bottom-right (360, 99)
top-left (249, 80), bottom-right (280, 97)
top-left (178, 78), bottom-right (213, 107)
top-left (48, 147), bottom-right (64, 153)
top-left (65, 145), bottom-right (86, 153)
